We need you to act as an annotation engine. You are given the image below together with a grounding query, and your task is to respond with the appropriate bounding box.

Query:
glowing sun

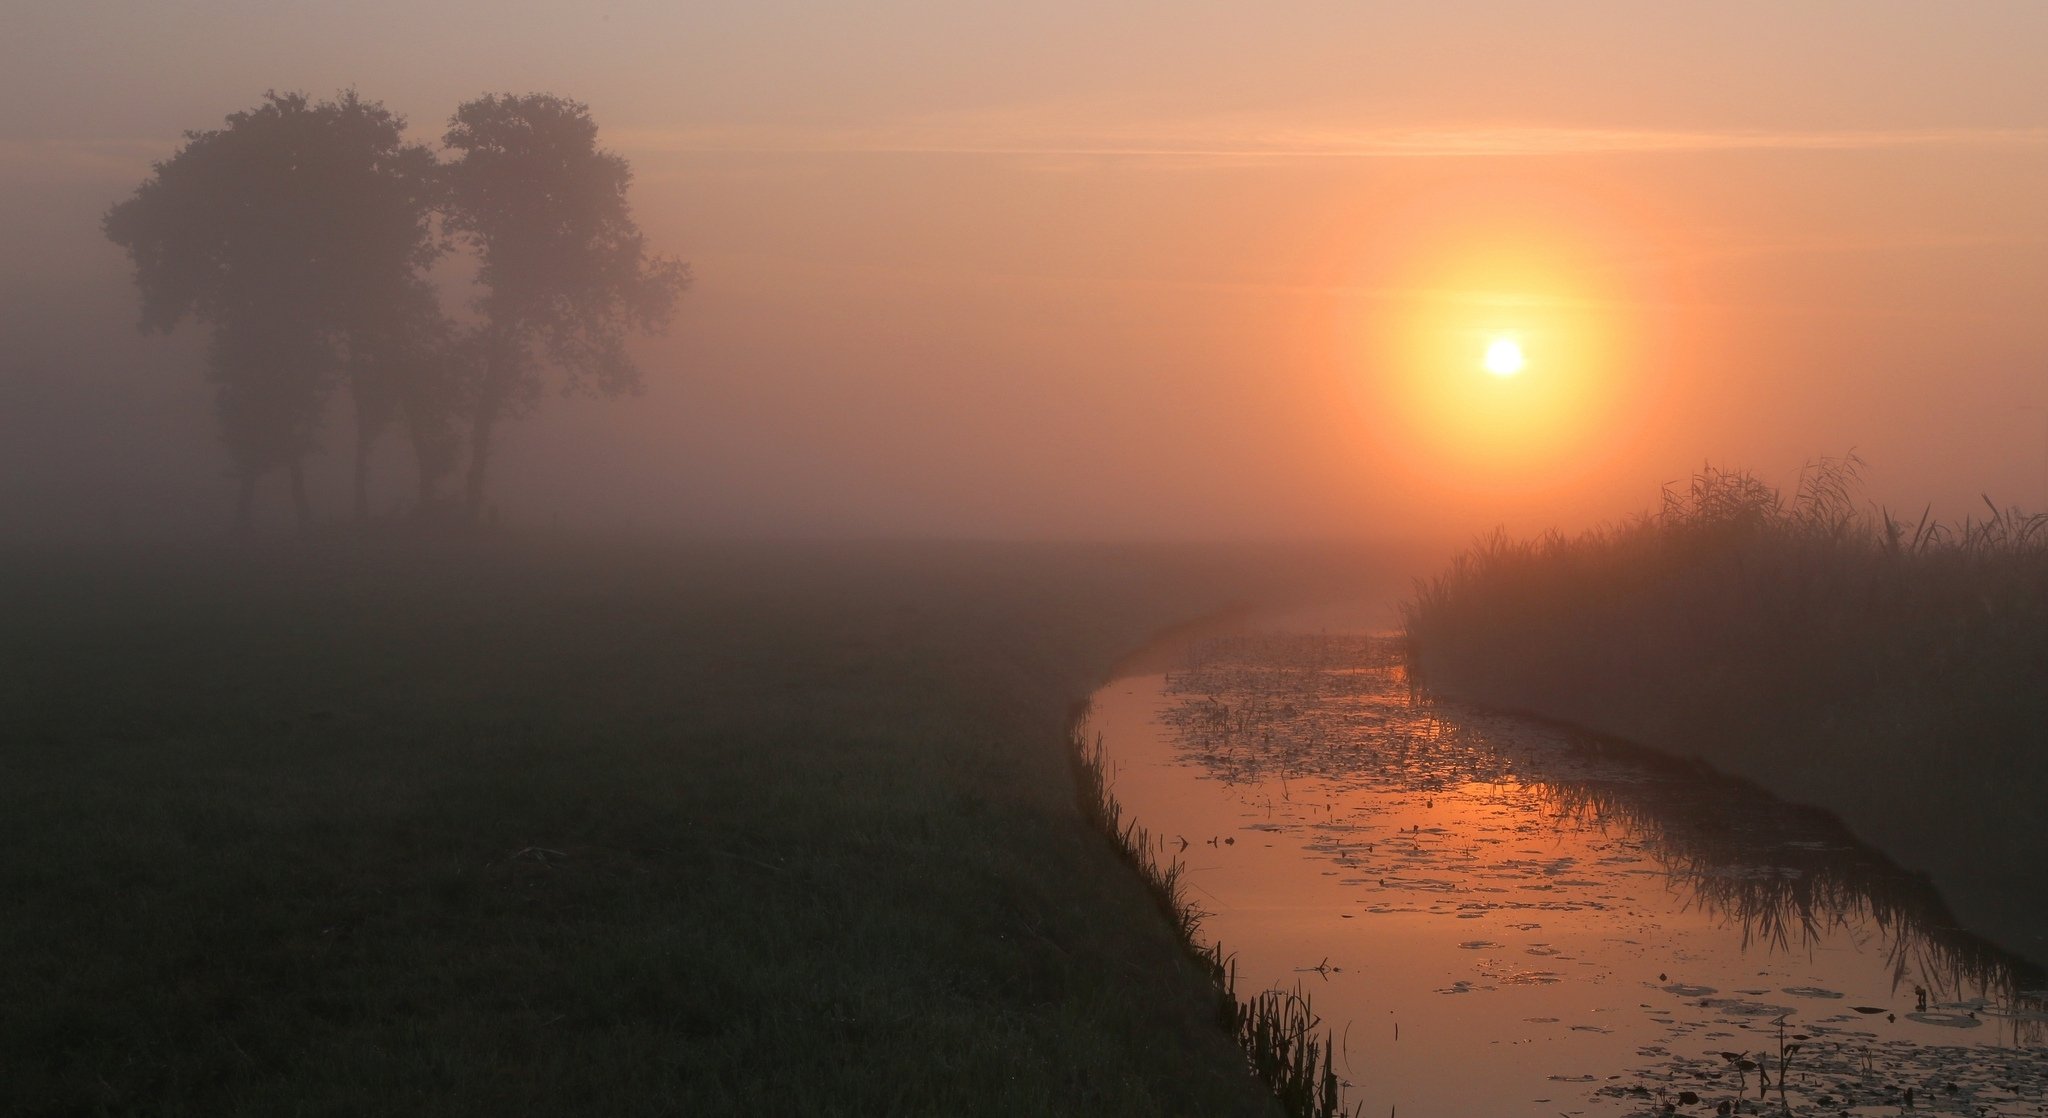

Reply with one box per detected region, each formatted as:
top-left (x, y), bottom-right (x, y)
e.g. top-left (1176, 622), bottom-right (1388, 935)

top-left (1483, 336), bottom-right (1525, 377)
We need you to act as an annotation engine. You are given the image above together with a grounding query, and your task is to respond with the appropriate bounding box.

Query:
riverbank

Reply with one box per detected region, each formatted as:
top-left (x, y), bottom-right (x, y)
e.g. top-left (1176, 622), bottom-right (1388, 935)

top-left (1404, 464), bottom-right (2048, 961)
top-left (0, 535), bottom-right (1400, 1115)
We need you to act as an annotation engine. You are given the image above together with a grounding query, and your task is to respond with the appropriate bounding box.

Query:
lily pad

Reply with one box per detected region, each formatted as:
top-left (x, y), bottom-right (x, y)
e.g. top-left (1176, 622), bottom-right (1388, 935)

top-left (1903, 1011), bottom-right (1981, 1029)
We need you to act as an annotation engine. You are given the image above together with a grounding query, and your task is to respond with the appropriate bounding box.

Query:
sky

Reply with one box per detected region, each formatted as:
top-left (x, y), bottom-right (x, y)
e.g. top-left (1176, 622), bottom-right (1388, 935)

top-left (5, 2), bottom-right (2048, 542)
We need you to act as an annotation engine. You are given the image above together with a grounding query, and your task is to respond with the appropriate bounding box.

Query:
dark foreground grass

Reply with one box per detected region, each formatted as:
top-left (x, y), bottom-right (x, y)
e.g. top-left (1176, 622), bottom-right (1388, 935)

top-left (0, 535), bottom-right (1389, 1116)
top-left (1405, 461), bottom-right (2048, 960)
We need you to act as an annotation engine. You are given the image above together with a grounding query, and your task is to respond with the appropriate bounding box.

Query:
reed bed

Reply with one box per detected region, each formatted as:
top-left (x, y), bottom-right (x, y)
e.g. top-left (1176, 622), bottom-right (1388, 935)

top-left (1071, 727), bottom-right (1357, 1118)
top-left (1404, 458), bottom-right (2048, 959)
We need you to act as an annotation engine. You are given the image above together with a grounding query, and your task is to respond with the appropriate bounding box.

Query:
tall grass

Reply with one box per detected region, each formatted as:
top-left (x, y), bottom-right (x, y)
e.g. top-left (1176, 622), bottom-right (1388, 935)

top-left (1071, 727), bottom-right (1357, 1118)
top-left (1404, 458), bottom-right (2048, 960)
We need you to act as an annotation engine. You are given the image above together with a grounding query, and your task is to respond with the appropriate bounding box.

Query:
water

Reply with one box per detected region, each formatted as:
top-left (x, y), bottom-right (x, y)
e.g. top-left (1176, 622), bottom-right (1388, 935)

top-left (1086, 627), bottom-right (2048, 1116)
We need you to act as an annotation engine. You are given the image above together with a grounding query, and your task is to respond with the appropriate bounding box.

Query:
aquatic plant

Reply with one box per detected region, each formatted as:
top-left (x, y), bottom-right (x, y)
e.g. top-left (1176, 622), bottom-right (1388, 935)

top-left (1158, 634), bottom-right (2045, 1031)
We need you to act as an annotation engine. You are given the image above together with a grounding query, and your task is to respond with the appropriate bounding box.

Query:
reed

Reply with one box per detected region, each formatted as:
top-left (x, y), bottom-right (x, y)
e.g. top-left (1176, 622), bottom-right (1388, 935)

top-left (1071, 725), bottom-right (1358, 1118)
top-left (1404, 457), bottom-right (2048, 959)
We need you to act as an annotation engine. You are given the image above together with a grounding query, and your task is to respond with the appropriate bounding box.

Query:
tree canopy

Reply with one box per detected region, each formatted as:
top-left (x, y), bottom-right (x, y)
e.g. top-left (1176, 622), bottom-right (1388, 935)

top-left (442, 93), bottom-right (689, 511)
top-left (105, 91), bottom-right (442, 525)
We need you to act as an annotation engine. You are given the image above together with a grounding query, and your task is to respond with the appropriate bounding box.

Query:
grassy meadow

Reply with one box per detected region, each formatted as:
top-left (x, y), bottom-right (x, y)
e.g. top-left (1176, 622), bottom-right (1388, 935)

top-left (0, 535), bottom-right (1392, 1116)
top-left (1405, 461), bottom-right (2048, 960)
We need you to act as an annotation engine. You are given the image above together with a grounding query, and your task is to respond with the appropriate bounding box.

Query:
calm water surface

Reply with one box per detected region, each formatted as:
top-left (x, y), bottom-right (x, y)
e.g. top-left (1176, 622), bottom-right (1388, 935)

top-left (1087, 627), bottom-right (2048, 1116)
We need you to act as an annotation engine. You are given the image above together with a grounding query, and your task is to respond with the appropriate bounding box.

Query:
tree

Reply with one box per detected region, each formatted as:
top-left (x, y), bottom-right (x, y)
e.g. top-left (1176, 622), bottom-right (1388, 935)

top-left (441, 93), bottom-right (688, 515)
top-left (344, 277), bottom-right (465, 517)
top-left (104, 91), bottom-right (441, 528)
top-left (207, 312), bottom-right (332, 526)
top-left (318, 94), bottom-right (447, 520)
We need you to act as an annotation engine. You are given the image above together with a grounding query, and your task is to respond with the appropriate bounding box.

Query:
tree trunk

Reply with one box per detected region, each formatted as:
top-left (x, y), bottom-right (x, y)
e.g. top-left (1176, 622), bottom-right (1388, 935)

top-left (464, 331), bottom-right (523, 521)
top-left (415, 433), bottom-right (437, 509)
top-left (397, 386), bottom-right (439, 512)
top-left (289, 457), bottom-right (311, 529)
top-left (464, 372), bottom-right (506, 520)
top-left (353, 413), bottom-right (373, 523)
top-left (236, 473), bottom-right (256, 532)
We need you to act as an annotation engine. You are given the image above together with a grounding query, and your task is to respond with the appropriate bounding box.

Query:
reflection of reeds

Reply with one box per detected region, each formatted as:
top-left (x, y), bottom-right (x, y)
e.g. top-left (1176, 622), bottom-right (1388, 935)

top-left (1402, 458), bottom-right (2048, 961)
top-left (1160, 634), bottom-right (2048, 1043)
top-left (1534, 766), bottom-right (2045, 1033)
top-left (1070, 725), bottom-right (1358, 1118)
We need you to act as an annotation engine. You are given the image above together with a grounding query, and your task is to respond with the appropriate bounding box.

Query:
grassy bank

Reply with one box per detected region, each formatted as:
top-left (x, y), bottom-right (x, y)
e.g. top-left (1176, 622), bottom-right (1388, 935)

top-left (0, 535), bottom-right (1390, 1115)
top-left (1404, 461), bottom-right (2048, 960)
top-left (1071, 733), bottom-right (1355, 1118)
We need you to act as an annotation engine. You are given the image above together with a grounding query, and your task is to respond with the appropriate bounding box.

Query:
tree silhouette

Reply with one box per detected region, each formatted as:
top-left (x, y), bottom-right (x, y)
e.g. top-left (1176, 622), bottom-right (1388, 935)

top-left (104, 91), bottom-right (441, 528)
top-left (344, 276), bottom-right (465, 516)
top-left (441, 93), bottom-right (688, 515)
top-left (208, 313), bottom-right (332, 526)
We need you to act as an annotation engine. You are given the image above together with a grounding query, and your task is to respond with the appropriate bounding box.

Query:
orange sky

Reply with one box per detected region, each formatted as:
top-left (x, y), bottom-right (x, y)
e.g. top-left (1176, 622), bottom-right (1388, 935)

top-left (5, 3), bottom-right (2048, 540)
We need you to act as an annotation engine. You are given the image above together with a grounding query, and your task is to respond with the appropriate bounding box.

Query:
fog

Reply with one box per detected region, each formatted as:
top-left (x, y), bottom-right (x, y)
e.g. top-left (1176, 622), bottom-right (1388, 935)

top-left (7, 3), bottom-right (2048, 545)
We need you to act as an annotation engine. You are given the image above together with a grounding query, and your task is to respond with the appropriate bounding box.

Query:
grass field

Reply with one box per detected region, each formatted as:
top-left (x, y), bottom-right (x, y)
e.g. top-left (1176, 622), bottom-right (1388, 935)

top-left (0, 535), bottom-right (1393, 1116)
top-left (1405, 462), bottom-right (2048, 961)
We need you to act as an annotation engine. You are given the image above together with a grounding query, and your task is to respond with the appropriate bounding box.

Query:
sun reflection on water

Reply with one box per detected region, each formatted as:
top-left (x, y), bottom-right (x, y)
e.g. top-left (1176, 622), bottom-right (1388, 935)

top-left (1091, 631), bottom-right (2048, 1114)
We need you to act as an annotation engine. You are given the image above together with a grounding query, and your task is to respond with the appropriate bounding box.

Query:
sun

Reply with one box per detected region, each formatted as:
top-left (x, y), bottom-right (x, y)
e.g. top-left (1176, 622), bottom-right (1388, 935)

top-left (1483, 336), bottom-right (1525, 377)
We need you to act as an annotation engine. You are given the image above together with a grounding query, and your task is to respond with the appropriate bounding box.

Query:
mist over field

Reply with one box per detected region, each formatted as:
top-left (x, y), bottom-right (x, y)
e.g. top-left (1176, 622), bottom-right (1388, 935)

top-left (7, 3), bottom-right (2048, 546)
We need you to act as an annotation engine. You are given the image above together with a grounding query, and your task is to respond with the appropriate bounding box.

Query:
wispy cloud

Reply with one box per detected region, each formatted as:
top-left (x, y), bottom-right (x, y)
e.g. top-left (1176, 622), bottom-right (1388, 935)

top-left (15, 118), bottom-right (2044, 184)
top-left (617, 118), bottom-right (2048, 161)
